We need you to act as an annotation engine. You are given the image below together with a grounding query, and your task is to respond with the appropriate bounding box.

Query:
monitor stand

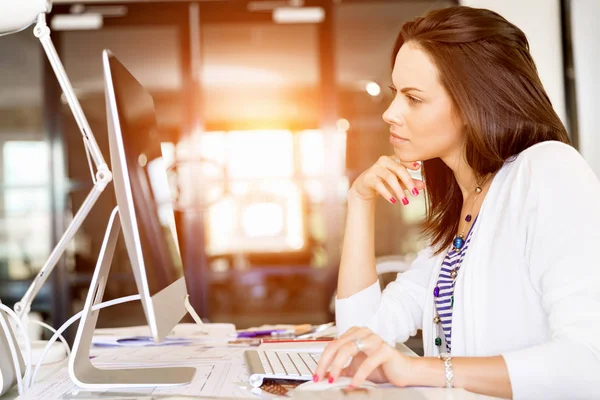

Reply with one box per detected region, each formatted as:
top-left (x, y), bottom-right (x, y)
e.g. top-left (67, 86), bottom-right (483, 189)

top-left (68, 207), bottom-right (196, 389)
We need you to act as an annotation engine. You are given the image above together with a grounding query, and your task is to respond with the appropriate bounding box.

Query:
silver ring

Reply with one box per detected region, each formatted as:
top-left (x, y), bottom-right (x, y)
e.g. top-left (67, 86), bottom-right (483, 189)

top-left (354, 338), bottom-right (366, 352)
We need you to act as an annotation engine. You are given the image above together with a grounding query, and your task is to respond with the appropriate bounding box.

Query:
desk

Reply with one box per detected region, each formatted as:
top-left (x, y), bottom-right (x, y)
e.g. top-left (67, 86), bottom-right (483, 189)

top-left (1, 324), bottom-right (504, 400)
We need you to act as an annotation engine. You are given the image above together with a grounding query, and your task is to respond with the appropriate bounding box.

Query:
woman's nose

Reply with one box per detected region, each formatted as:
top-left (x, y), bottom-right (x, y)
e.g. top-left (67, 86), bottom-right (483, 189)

top-left (382, 100), bottom-right (404, 126)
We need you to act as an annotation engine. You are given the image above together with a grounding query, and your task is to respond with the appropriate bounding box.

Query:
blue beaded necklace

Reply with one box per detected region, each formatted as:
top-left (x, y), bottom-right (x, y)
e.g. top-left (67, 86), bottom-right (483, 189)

top-left (433, 214), bottom-right (479, 352)
top-left (432, 184), bottom-right (483, 352)
top-left (452, 186), bottom-right (482, 251)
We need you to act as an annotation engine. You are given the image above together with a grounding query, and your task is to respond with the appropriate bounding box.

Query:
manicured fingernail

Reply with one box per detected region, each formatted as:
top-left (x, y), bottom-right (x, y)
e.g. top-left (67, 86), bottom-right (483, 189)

top-left (328, 376), bottom-right (334, 384)
top-left (402, 197), bottom-right (409, 205)
top-left (412, 188), bottom-right (419, 196)
top-left (390, 197), bottom-right (396, 204)
top-left (413, 162), bottom-right (420, 168)
top-left (313, 374), bottom-right (319, 382)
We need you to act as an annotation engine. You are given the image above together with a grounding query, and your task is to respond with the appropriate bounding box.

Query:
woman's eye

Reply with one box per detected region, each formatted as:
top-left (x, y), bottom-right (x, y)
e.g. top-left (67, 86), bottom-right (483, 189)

top-left (406, 95), bottom-right (422, 105)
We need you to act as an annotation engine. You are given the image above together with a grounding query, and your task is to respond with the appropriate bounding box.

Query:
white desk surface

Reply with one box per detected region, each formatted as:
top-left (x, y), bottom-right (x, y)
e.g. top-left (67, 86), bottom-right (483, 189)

top-left (1, 324), bottom-right (505, 400)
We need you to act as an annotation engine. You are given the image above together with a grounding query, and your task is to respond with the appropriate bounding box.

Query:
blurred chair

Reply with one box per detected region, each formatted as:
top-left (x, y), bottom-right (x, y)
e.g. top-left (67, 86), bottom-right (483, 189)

top-left (329, 253), bottom-right (424, 356)
top-left (373, 254), bottom-right (414, 289)
top-left (329, 253), bottom-right (415, 313)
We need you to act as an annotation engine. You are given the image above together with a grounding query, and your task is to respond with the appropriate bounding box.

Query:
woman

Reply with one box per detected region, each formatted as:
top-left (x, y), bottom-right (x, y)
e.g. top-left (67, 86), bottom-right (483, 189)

top-left (314, 6), bottom-right (600, 400)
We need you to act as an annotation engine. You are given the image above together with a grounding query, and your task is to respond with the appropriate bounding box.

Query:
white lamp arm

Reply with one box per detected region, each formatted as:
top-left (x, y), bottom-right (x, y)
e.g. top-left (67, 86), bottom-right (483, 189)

top-left (33, 14), bottom-right (109, 171)
top-left (8, 8), bottom-right (113, 319)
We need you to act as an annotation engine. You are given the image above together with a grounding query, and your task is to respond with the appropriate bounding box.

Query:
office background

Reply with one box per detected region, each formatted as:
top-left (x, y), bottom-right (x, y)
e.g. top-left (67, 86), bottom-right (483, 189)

top-left (0, 0), bottom-right (597, 355)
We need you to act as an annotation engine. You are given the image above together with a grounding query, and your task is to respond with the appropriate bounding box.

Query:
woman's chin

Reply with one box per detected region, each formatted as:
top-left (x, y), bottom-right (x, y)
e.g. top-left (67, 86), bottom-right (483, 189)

top-left (393, 149), bottom-right (419, 163)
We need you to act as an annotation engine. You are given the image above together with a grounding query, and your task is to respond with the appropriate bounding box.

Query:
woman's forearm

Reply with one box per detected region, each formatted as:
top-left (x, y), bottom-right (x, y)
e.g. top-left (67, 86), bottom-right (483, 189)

top-left (336, 189), bottom-right (379, 299)
top-left (409, 355), bottom-right (513, 399)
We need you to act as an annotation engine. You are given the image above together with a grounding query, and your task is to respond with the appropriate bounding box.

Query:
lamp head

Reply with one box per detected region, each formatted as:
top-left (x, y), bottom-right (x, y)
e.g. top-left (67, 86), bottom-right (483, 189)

top-left (0, 0), bottom-right (52, 35)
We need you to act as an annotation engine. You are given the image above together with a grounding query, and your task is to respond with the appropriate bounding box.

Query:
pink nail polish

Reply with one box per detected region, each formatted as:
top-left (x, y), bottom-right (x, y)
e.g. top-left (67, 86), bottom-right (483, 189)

top-left (413, 162), bottom-right (420, 168)
top-left (402, 197), bottom-right (409, 205)
top-left (390, 197), bottom-right (396, 204)
top-left (313, 374), bottom-right (319, 382)
top-left (412, 188), bottom-right (419, 196)
top-left (328, 376), bottom-right (334, 384)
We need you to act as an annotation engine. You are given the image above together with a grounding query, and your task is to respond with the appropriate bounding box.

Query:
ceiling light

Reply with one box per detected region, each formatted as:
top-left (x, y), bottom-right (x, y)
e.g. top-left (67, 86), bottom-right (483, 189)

top-left (336, 118), bottom-right (350, 132)
top-left (273, 7), bottom-right (324, 24)
top-left (51, 14), bottom-right (103, 31)
top-left (365, 81), bottom-right (381, 97)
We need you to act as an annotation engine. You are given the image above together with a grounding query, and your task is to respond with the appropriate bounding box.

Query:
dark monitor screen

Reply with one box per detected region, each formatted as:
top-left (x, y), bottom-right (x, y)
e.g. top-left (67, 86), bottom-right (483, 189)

top-left (108, 54), bottom-right (182, 295)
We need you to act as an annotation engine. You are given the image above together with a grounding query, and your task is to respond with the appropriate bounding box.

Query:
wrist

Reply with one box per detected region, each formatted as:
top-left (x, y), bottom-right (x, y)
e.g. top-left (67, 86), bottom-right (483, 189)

top-left (408, 356), bottom-right (447, 388)
top-left (347, 186), bottom-right (376, 205)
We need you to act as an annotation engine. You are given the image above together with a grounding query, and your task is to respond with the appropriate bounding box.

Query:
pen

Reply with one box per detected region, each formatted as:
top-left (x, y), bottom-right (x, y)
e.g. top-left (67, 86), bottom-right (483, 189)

top-left (260, 337), bottom-right (334, 343)
top-left (270, 324), bottom-right (313, 337)
top-left (236, 329), bottom-right (288, 338)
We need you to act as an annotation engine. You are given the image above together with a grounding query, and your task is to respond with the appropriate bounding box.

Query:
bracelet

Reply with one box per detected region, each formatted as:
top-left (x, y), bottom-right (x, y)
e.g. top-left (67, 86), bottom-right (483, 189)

top-left (438, 352), bottom-right (454, 388)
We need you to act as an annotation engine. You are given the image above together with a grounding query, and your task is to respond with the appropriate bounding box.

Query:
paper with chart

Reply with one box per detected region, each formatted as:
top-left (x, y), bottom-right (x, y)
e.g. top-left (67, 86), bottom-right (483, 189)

top-left (91, 323), bottom-right (236, 348)
top-left (91, 343), bottom-right (248, 366)
top-left (20, 361), bottom-right (258, 400)
top-left (20, 342), bottom-right (260, 400)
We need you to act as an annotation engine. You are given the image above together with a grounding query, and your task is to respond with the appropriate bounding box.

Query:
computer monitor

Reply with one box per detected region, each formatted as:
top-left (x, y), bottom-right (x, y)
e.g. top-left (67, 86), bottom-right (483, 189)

top-left (68, 50), bottom-right (196, 389)
top-left (103, 49), bottom-right (187, 342)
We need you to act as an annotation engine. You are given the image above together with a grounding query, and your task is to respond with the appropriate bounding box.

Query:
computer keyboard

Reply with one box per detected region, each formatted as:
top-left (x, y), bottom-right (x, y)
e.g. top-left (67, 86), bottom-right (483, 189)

top-left (244, 349), bottom-right (321, 388)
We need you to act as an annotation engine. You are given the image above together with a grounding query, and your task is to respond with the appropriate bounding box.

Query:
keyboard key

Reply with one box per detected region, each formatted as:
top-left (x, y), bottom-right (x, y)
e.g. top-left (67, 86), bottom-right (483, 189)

top-left (254, 350), bottom-right (322, 381)
top-left (266, 351), bottom-right (286, 376)
top-left (300, 352), bottom-right (318, 372)
top-left (289, 352), bottom-right (312, 377)
top-left (258, 351), bottom-right (273, 375)
top-left (277, 352), bottom-right (300, 376)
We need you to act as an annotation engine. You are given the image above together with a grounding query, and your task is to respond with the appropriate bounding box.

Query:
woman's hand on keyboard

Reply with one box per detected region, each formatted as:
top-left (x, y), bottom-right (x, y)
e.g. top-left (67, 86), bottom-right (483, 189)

top-left (313, 326), bottom-right (415, 388)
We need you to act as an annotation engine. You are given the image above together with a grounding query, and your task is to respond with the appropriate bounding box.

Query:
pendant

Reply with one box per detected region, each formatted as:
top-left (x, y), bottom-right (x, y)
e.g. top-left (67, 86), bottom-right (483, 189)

top-left (453, 235), bottom-right (465, 250)
top-left (465, 214), bottom-right (472, 222)
top-left (435, 337), bottom-right (442, 347)
top-left (433, 286), bottom-right (440, 297)
top-left (450, 269), bottom-right (458, 279)
top-left (433, 315), bottom-right (441, 324)
top-left (451, 296), bottom-right (454, 308)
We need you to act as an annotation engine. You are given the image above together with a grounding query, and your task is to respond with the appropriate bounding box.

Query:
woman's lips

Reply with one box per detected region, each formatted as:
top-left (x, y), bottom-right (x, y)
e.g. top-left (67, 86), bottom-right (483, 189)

top-left (389, 133), bottom-right (409, 144)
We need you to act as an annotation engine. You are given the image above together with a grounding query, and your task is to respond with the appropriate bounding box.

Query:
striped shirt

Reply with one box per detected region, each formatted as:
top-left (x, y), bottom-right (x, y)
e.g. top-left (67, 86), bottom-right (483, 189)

top-left (434, 217), bottom-right (478, 353)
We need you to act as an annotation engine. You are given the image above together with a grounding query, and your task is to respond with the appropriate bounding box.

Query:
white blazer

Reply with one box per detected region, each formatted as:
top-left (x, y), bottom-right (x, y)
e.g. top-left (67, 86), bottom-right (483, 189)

top-left (335, 141), bottom-right (600, 400)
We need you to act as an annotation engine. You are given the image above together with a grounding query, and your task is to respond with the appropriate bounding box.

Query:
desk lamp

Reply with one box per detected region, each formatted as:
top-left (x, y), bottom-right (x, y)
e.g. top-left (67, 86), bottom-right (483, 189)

top-left (0, 0), bottom-right (112, 354)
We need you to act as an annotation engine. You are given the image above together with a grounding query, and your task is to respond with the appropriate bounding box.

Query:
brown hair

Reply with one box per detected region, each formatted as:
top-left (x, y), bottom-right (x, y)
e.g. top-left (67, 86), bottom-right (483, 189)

top-left (393, 6), bottom-right (570, 255)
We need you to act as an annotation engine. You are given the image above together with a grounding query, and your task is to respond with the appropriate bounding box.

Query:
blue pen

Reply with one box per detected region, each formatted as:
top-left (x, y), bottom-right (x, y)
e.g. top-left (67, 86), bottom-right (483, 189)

top-left (237, 329), bottom-right (288, 338)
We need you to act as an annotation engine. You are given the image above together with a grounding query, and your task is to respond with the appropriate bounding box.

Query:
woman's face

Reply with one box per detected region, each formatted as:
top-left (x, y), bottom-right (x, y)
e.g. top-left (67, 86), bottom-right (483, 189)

top-left (383, 42), bottom-right (465, 164)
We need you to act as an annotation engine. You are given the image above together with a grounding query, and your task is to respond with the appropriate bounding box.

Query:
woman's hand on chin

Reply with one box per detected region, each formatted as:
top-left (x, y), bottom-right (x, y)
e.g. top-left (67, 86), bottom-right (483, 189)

top-left (350, 155), bottom-right (424, 205)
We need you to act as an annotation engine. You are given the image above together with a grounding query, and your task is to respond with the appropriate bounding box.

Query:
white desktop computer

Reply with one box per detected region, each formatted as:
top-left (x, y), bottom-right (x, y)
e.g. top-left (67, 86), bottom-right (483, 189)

top-left (68, 50), bottom-right (198, 389)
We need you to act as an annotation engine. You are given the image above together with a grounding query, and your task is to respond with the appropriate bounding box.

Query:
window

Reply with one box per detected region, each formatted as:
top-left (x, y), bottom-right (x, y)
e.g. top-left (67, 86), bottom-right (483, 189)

top-left (175, 128), bottom-right (347, 257)
top-left (1, 141), bottom-right (50, 278)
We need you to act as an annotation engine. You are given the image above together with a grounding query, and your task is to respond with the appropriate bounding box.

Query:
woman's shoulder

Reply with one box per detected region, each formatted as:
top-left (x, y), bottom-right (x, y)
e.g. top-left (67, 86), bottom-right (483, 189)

top-left (505, 140), bottom-right (588, 178)
top-left (514, 140), bottom-right (579, 164)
